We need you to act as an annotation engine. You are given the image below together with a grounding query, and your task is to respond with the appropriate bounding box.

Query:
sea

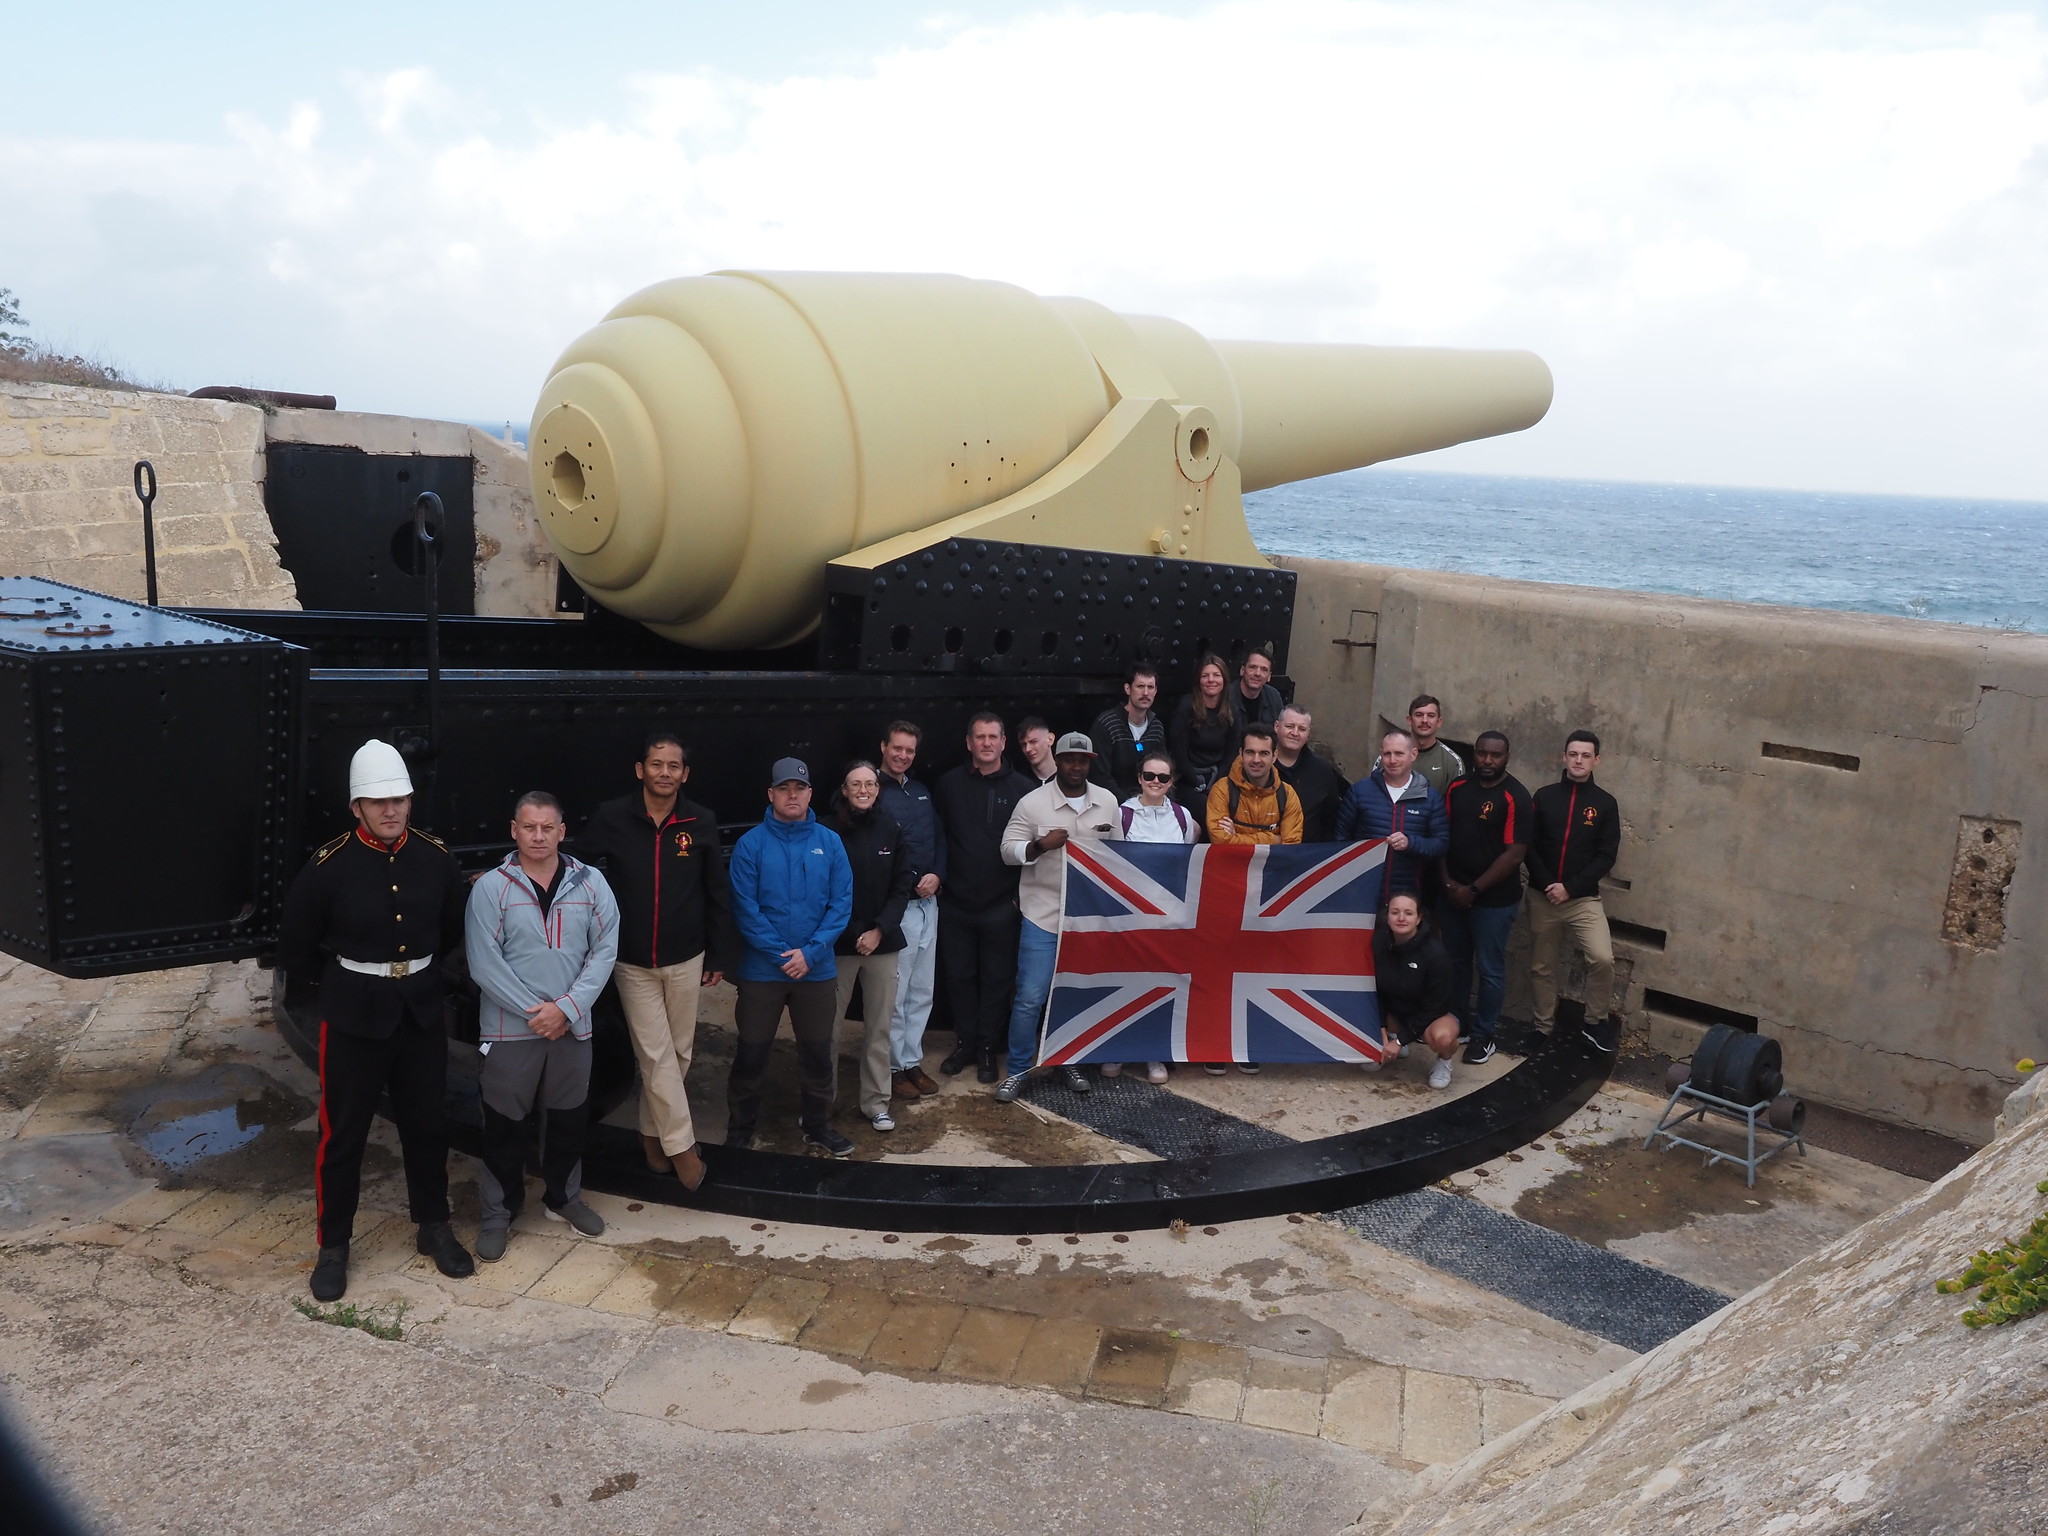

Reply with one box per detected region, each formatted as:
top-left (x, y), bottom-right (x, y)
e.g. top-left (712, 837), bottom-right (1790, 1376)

top-left (1244, 470), bottom-right (2048, 635)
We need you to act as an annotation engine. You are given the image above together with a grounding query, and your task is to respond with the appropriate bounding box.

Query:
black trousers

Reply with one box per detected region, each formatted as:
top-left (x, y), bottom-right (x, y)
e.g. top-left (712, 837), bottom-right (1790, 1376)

top-left (938, 900), bottom-right (1021, 1052)
top-left (316, 1015), bottom-right (449, 1249)
top-left (728, 978), bottom-right (839, 1138)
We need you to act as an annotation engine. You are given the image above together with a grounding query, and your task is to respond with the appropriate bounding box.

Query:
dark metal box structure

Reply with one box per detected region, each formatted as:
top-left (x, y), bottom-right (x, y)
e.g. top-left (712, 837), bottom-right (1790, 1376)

top-left (0, 579), bottom-right (300, 975)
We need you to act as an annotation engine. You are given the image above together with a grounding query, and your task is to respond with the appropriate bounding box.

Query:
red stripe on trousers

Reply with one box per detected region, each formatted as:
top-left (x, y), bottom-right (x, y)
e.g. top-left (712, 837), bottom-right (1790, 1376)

top-left (314, 1019), bottom-right (333, 1240)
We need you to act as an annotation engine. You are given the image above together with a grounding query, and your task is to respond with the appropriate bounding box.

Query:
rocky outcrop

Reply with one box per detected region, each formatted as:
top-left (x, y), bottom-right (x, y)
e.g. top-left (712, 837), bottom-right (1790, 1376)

top-left (1361, 1080), bottom-right (2048, 1534)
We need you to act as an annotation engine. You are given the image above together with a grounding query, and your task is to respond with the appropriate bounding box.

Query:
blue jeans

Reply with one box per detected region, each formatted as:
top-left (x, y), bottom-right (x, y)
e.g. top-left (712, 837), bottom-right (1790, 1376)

top-left (888, 896), bottom-right (939, 1070)
top-left (1437, 898), bottom-right (1520, 1043)
top-left (1007, 919), bottom-right (1060, 1076)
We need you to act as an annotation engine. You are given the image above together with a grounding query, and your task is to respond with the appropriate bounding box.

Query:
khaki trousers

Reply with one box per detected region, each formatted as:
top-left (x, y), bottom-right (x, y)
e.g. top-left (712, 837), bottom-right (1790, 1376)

top-left (615, 955), bottom-right (702, 1155)
top-left (834, 951), bottom-right (901, 1119)
top-left (1527, 895), bottom-right (1615, 1026)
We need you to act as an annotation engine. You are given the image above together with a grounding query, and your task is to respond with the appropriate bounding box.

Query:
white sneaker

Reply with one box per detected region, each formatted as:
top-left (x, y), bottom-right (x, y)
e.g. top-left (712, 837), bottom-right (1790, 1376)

top-left (1398, 1043), bottom-right (1411, 1059)
top-left (1359, 1057), bottom-right (1383, 1073)
top-left (870, 1109), bottom-right (895, 1132)
top-left (1145, 1062), bottom-right (1169, 1084)
top-left (1428, 1056), bottom-right (1454, 1090)
top-left (1099, 1062), bottom-right (1123, 1078)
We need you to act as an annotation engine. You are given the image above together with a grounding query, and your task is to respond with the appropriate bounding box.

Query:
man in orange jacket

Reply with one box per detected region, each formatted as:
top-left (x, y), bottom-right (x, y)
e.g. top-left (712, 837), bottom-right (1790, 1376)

top-left (1206, 724), bottom-right (1304, 846)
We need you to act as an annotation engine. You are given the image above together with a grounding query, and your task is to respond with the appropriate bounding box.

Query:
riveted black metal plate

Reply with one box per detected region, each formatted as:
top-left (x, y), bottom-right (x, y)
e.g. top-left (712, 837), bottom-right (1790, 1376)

top-left (0, 579), bottom-right (301, 977)
top-left (823, 541), bottom-right (1295, 680)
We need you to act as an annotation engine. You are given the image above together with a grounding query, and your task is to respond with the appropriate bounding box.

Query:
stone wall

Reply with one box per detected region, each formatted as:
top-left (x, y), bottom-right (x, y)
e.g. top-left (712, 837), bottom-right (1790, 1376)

top-left (1278, 558), bottom-right (2046, 1144)
top-left (0, 383), bottom-right (550, 618)
top-left (0, 381), bottom-right (297, 607)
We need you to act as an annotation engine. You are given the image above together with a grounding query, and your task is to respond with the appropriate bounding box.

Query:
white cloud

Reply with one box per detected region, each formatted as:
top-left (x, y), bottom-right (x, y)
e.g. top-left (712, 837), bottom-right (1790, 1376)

top-left (3, 2), bottom-right (2044, 497)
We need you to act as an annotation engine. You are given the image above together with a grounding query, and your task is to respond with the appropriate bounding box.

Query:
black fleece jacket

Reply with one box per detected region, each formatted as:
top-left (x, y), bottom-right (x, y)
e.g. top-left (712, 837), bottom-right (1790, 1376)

top-left (575, 791), bottom-right (735, 971)
top-left (933, 762), bottom-right (1034, 913)
top-left (1526, 775), bottom-right (1621, 900)
top-left (1372, 922), bottom-right (1455, 1023)
top-left (826, 803), bottom-right (915, 954)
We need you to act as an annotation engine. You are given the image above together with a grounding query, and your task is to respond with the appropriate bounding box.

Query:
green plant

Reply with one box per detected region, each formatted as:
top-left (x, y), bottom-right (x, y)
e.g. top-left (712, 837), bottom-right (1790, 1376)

top-left (292, 1296), bottom-right (410, 1340)
top-left (1935, 1179), bottom-right (2048, 1328)
top-left (0, 287), bottom-right (26, 352)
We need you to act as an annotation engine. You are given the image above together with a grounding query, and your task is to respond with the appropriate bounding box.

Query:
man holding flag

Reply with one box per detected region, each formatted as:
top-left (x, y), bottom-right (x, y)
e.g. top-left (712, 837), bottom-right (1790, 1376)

top-left (995, 732), bottom-right (1122, 1102)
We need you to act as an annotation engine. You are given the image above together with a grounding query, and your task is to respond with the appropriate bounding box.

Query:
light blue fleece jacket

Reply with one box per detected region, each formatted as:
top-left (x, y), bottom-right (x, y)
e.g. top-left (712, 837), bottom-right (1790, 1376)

top-left (465, 852), bottom-right (620, 1042)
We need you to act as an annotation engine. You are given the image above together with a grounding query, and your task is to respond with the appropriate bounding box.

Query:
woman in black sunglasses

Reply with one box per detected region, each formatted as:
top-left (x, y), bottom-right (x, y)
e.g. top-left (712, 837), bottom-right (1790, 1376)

top-left (1102, 752), bottom-right (1197, 1086)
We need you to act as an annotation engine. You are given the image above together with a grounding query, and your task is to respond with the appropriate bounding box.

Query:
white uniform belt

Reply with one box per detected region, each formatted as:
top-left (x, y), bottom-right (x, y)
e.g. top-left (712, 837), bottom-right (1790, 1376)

top-left (338, 953), bottom-right (432, 979)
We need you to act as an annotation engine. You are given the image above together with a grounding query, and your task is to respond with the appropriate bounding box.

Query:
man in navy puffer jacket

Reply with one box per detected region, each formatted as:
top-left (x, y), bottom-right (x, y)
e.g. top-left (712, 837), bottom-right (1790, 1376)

top-left (725, 758), bottom-right (855, 1156)
top-left (1335, 728), bottom-right (1449, 905)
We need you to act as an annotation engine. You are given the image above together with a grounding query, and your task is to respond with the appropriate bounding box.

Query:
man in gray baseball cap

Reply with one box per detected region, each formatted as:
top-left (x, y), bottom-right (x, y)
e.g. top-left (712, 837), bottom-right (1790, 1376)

top-left (995, 732), bottom-right (1123, 1102)
top-left (723, 756), bottom-right (856, 1155)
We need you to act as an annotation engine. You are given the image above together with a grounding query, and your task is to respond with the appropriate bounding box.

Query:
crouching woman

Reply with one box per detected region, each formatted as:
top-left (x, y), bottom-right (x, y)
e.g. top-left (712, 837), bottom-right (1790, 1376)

top-left (1368, 892), bottom-right (1462, 1091)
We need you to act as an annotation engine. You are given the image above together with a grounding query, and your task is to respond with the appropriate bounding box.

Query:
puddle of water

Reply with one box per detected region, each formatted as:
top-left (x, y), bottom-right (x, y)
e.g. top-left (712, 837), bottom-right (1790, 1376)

top-left (134, 1105), bottom-right (265, 1170)
top-left (117, 1064), bottom-right (331, 1192)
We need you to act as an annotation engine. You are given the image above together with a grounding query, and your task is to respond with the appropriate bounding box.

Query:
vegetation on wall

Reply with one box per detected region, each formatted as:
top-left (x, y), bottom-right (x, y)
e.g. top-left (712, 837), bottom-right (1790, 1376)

top-left (1936, 1178), bottom-right (2048, 1328)
top-left (0, 286), bottom-right (153, 391)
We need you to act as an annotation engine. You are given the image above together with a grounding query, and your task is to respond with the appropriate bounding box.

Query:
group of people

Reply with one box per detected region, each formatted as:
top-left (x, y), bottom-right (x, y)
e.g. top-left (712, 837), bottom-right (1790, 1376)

top-left (278, 650), bottom-right (1624, 1303)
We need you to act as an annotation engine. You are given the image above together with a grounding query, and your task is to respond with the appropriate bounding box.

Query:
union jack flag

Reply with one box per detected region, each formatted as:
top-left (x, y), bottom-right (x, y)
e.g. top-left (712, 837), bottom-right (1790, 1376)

top-left (1038, 841), bottom-right (1388, 1067)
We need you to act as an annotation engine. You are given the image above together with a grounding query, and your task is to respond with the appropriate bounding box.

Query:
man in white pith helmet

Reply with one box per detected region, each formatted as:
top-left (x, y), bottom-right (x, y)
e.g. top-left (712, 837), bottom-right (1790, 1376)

top-left (277, 739), bottom-right (475, 1302)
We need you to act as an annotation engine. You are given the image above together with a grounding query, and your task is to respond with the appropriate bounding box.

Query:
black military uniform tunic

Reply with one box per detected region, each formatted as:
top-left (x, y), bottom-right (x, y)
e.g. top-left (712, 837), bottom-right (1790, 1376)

top-left (279, 825), bottom-right (469, 1249)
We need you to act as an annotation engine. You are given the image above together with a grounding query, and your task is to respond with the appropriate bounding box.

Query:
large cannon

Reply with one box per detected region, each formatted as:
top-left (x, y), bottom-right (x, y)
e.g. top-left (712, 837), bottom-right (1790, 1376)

top-left (0, 274), bottom-right (1596, 1231)
top-left (531, 271), bottom-right (1551, 654)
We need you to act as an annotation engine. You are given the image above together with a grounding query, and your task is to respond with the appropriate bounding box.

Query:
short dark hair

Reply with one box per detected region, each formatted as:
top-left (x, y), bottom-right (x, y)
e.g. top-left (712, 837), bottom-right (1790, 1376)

top-left (1017, 715), bottom-right (1051, 738)
top-left (1138, 751), bottom-right (1177, 781)
top-left (967, 710), bottom-right (1006, 733)
top-left (1407, 694), bottom-right (1442, 715)
top-left (1566, 729), bottom-right (1601, 753)
top-left (1240, 722), bottom-right (1277, 748)
top-left (513, 790), bottom-right (563, 819)
top-left (1381, 725), bottom-right (1418, 749)
top-left (1126, 662), bottom-right (1159, 685)
top-left (1475, 730), bottom-right (1510, 751)
top-left (643, 730), bottom-right (687, 763)
top-left (883, 719), bottom-right (923, 745)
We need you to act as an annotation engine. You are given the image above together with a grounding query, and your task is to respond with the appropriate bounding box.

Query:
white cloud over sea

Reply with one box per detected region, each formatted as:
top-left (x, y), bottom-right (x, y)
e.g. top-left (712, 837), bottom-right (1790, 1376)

top-left (3, 2), bottom-right (2045, 498)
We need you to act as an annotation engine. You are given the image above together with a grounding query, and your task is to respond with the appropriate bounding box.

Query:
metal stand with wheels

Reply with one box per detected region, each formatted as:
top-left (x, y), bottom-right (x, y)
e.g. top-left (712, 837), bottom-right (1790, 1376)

top-left (1644, 1083), bottom-right (1806, 1188)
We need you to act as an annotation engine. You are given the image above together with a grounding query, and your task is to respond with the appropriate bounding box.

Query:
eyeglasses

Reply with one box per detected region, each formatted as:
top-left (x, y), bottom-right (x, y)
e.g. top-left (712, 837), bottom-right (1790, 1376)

top-left (1139, 771), bottom-right (1173, 783)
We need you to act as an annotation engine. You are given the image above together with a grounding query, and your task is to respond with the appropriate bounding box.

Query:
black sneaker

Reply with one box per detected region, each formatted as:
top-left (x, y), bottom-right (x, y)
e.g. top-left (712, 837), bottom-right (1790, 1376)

top-left (977, 1047), bottom-right (1000, 1084)
top-left (310, 1244), bottom-right (349, 1302)
top-left (1582, 1016), bottom-right (1621, 1053)
top-left (939, 1045), bottom-right (975, 1075)
top-left (724, 1126), bottom-right (757, 1151)
top-left (803, 1127), bottom-right (855, 1158)
top-left (1057, 1064), bottom-right (1092, 1094)
top-left (1462, 1038), bottom-right (1496, 1066)
top-left (415, 1221), bottom-right (475, 1279)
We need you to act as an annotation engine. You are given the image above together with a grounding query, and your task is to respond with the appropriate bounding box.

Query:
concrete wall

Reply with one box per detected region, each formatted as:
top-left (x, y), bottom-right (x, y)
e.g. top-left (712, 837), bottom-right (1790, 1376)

top-left (0, 381), bottom-right (297, 607)
top-left (0, 383), bottom-right (550, 618)
top-left (1278, 557), bottom-right (2045, 1144)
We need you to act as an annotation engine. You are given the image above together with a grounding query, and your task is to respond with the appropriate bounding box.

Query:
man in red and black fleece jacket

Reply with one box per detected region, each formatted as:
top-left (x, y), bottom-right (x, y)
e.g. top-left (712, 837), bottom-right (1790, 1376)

top-left (1525, 729), bottom-right (1623, 1051)
top-left (575, 731), bottom-right (734, 1192)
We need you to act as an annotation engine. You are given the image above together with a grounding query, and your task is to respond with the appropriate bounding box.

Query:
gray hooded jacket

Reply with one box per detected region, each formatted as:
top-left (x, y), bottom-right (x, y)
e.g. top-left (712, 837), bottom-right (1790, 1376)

top-left (466, 852), bottom-right (620, 1043)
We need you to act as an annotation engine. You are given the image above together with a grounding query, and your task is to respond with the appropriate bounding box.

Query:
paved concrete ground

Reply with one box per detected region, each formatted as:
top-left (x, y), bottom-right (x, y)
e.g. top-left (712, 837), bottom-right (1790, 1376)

top-left (0, 957), bottom-right (1934, 1534)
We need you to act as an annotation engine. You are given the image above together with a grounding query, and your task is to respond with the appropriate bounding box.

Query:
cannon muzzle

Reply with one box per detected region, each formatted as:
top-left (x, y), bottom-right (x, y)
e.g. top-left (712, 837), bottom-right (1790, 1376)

top-left (531, 272), bottom-right (1550, 649)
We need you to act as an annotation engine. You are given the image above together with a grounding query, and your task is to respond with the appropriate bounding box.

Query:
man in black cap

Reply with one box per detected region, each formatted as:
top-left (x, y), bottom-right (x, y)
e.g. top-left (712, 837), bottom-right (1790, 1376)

top-left (277, 738), bottom-right (475, 1302)
top-left (724, 757), bottom-right (855, 1155)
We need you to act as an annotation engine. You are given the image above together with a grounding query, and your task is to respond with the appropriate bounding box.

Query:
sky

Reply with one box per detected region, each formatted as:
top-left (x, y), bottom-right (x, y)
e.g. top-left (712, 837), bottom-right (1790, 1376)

top-left (3, 1), bottom-right (2045, 500)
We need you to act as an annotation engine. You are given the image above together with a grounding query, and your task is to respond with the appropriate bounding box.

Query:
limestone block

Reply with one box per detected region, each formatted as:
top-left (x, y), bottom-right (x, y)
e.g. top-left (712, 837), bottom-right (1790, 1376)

top-left (1, 461), bottom-right (76, 496)
top-left (1401, 1370), bottom-right (1481, 1463)
top-left (36, 418), bottom-right (114, 455)
top-left (0, 422), bottom-right (30, 456)
top-left (1321, 1360), bottom-right (1401, 1453)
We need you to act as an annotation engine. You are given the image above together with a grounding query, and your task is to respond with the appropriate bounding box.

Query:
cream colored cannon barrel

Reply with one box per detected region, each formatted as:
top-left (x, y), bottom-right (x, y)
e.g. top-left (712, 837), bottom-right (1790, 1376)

top-left (1216, 340), bottom-right (1553, 492)
top-left (530, 271), bottom-right (1551, 650)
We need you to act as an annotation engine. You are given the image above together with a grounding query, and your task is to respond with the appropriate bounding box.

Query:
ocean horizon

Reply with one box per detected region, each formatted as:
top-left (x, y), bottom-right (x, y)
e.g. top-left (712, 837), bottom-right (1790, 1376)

top-left (1245, 469), bottom-right (2048, 635)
